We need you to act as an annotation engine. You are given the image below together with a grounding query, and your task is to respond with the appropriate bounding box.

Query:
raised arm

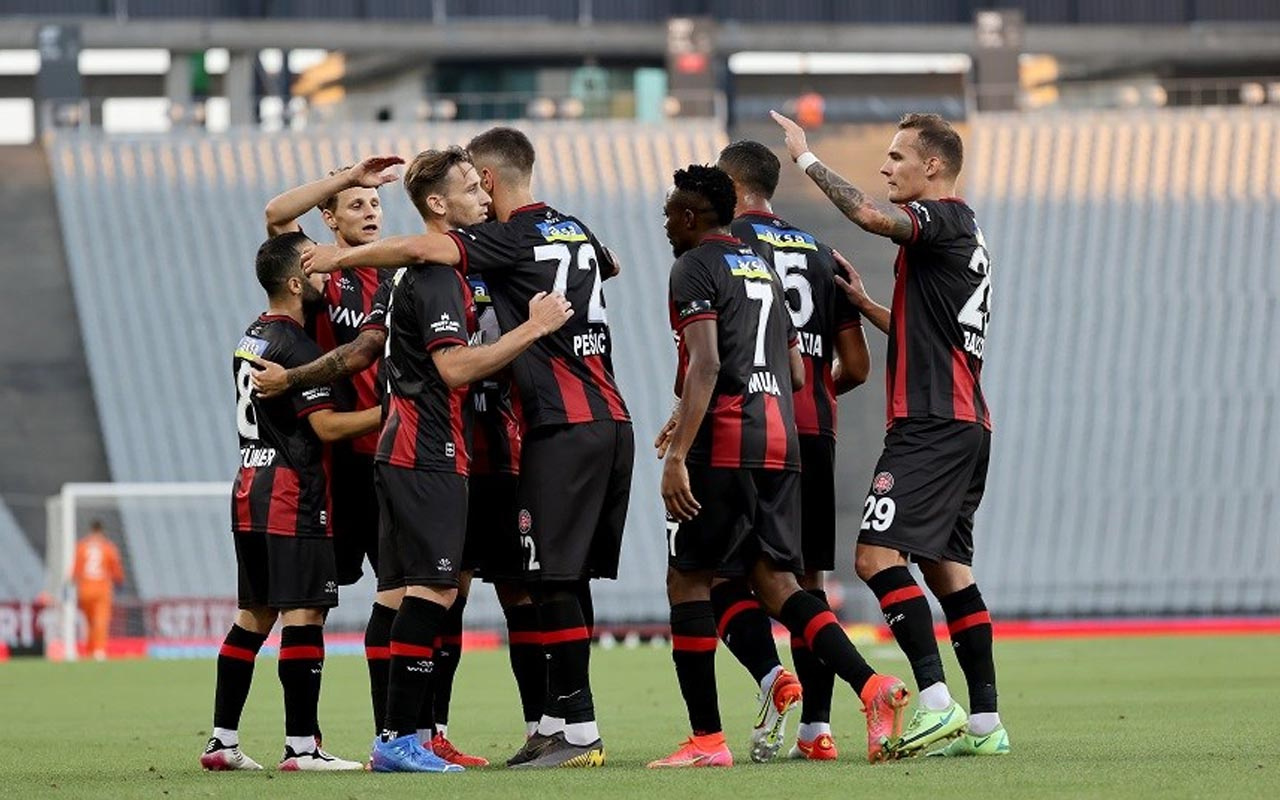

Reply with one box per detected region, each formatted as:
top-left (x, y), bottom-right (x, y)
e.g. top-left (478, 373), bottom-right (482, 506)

top-left (302, 232), bottom-right (461, 274)
top-left (264, 155), bottom-right (403, 237)
top-left (771, 111), bottom-right (914, 241)
top-left (251, 328), bottom-right (387, 398)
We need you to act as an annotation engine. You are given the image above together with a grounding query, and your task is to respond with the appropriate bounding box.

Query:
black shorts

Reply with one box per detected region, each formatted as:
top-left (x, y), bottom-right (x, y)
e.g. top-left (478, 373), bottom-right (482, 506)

top-left (517, 421), bottom-right (634, 582)
top-left (464, 472), bottom-right (524, 584)
top-left (798, 435), bottom-right (836, 572)
top-left (857, 418), bottom-right (990, 566)
top-left (670, 465), bottom-right (803, 577)
top-left (234, 531), bottom-right (339, 610)
top-left (374, 463), bottom-right (468, 591)
top-left (331, 445), bottom-right (379, 585)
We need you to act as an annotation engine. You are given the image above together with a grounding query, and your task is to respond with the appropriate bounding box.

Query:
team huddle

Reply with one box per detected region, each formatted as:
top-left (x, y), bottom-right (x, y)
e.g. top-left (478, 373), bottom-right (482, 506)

top-left (201, 112), bottom-right (1008, 774)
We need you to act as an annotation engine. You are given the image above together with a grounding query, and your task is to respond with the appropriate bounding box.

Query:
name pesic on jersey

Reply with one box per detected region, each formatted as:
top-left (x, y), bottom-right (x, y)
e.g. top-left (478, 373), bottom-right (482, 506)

top-left (231, 315), bottom-right (335, 537)
top-left (733, 212), bottom-right (860, 440)
top-left (669, 234), bottom-right (801, 471)
top-left (447, 203), bottom-right (630, 430)
top-left (888, 199), bottom-right (992, 430)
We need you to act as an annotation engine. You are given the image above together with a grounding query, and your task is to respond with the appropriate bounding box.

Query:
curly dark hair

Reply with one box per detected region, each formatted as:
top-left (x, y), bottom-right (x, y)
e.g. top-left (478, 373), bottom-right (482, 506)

top-left (672, 164), bottom-right (736, 226)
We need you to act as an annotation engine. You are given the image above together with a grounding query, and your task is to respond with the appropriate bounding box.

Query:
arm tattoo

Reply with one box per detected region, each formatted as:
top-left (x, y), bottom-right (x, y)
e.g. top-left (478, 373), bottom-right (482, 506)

top-left (288, 349), bottom-right (350, 390)
top-left (805, 162), bottom-right (915, 241)
top-left (806, 162), bottom-right (868, 221)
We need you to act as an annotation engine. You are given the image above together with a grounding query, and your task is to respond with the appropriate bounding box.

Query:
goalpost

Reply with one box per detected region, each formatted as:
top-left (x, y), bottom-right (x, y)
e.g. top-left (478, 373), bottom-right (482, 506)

top-left (46, 482), bottom-right (231, 662)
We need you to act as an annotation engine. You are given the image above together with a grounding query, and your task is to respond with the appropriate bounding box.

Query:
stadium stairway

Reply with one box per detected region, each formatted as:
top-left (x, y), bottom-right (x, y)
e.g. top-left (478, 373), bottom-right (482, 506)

top-left (0, 144), bottom-right (111, 559)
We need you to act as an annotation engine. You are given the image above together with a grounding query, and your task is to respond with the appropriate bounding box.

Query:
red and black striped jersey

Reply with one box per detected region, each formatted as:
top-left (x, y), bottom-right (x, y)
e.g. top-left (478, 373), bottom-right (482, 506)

top-left (309, 266), bottom-right (390, 455)
top-left (732, 212), bottom-right (861, 440)
top-left (231, 315), bottom-right (335, 537)
top-left (447, 203), bottom-right (630, 431)
top-left (669, 234), bottom-right (801, 472)
top-left (375, 265), bottom-right (474, 475)
top-left (888, 199), bottom-right (992, 430)
top-left (466, 275), bottom-right (521, 476)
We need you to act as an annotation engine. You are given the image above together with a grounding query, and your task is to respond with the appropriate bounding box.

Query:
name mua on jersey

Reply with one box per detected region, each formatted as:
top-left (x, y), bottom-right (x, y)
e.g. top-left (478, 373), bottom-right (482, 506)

top-left (748, 370), bottom-right (783, 396)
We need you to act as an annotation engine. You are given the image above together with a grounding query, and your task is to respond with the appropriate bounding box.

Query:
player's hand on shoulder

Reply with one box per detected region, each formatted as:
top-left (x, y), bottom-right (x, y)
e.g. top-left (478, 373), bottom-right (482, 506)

top-left (349, 155), bottom-right (405, 188)
top-left (832, 250), bottom-right (870, 308)
top-left (249, 358), bottom-right (289, 398)
top-left (770, 110), bottom-right (810, 162)
top-left (527, 291), bottom-right (574, 337)
top-left (302, 243), bottom-right (340, 275)
top-left (661, 456), bottom-right (700, 521)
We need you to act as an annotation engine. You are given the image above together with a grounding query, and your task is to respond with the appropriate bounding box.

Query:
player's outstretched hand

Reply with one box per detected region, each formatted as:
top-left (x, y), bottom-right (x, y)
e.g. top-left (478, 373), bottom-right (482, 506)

top-left (249, 358), bottom-right (289, 398)
top-left (661, 456), bottom-right (701, 521)
top-left (302, 244), bottom-right (341, 275)
top-left (527, 291), bottom-right (574, 337)
top-left (771, 110), bottom-right (810, 162)
top-left (654, 409), bottom-right (678, 458)
top-left (349, 155), bottom-right (406, 188)
top-left (832, 250), bottom-right (870, 308)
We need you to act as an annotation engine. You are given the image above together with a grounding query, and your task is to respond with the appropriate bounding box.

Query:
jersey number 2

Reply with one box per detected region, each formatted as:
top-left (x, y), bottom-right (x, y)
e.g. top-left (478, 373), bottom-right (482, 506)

top-left (536, 242), bottom-right (607, 323)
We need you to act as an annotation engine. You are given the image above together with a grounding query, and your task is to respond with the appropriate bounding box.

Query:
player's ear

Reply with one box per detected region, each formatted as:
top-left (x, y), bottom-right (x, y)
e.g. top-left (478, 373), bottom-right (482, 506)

top-left (924, 155), bottom-right (942, 179)
top-left (426, 193), bottom-right (447, 217)
top-left (286, 274), bottom-right (304, 295)
top-left (321, 208), bottom-right (338, 231)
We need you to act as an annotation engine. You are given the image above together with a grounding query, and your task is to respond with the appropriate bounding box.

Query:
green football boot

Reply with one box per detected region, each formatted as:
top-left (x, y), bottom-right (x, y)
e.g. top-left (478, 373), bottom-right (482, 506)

top-left (890, 700), bottom-right (967, 756)
top-left (926, 724), bottom-right (1010, 757)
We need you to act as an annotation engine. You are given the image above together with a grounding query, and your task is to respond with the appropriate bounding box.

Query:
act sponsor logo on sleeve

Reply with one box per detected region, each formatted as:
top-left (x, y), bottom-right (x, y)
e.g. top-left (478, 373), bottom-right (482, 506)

top-left (518, 509), bottom-right (533, 534)
top-left (431, 313), bottom-right (461, 334)
top-left (234, 335), bottom-right (269, 361)
top-left (678, 299), bottom-right (713, 320)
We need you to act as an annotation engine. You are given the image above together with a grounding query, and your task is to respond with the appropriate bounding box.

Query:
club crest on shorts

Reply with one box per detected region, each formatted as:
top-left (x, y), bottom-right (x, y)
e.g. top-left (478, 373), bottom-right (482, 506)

top-left (518, 509), bottom-right (532, 534)
top-left (872, 471), bottom-right (895, 495)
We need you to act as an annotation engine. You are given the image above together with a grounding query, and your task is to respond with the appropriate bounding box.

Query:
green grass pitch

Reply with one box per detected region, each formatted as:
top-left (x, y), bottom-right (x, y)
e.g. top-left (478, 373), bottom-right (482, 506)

top-left (2, 635), bottom-right (1278, 799)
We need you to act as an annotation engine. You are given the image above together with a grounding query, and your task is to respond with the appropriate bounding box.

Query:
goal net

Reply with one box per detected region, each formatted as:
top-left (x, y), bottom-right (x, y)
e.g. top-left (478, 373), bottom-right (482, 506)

top-left (44, 482), bottom-right (379, 661)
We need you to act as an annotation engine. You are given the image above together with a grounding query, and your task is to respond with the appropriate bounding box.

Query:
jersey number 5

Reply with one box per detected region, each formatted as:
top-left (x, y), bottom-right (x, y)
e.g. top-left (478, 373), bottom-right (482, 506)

top-left (535, 242), bottom-right (607, 323)
top-left (774, 252), bottom-right (814, 329)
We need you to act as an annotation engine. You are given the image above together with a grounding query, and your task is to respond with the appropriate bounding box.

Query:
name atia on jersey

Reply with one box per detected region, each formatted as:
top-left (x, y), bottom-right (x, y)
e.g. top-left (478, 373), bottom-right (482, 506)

top-left (748, 370), bottom-right (783, 396)
top-left (796, 331), bottom-right (823, 358)
top-left (574, 331), bottom-right (609, 357)
top-left (240, 446), bottom-right (276, 468)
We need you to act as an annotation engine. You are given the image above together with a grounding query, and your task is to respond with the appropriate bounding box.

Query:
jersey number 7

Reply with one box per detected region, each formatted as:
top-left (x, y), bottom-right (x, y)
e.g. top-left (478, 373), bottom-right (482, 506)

top-left (535, 242), bottom-right (607, 323)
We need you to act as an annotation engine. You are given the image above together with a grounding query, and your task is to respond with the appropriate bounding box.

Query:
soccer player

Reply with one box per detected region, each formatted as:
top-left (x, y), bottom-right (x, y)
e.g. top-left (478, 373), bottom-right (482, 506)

top-left (255, 156), bottom-right (546, 763)
top-left (260, 155), bottom-right (404, 749)
top-left (201, 232), bottom-right (380, 772)
top-left (773, 110), bottom-right (1008, 757)
top-left (302, 127), bottom-right (634, 770)
top-left (649, 165), bottom-right (909, 768)
top-left (71, 520), bottom-right (124, 661)
top-left (367, 147), bottom-right (574, 773)
top-left (715, 140), bottom-right (871, 761)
